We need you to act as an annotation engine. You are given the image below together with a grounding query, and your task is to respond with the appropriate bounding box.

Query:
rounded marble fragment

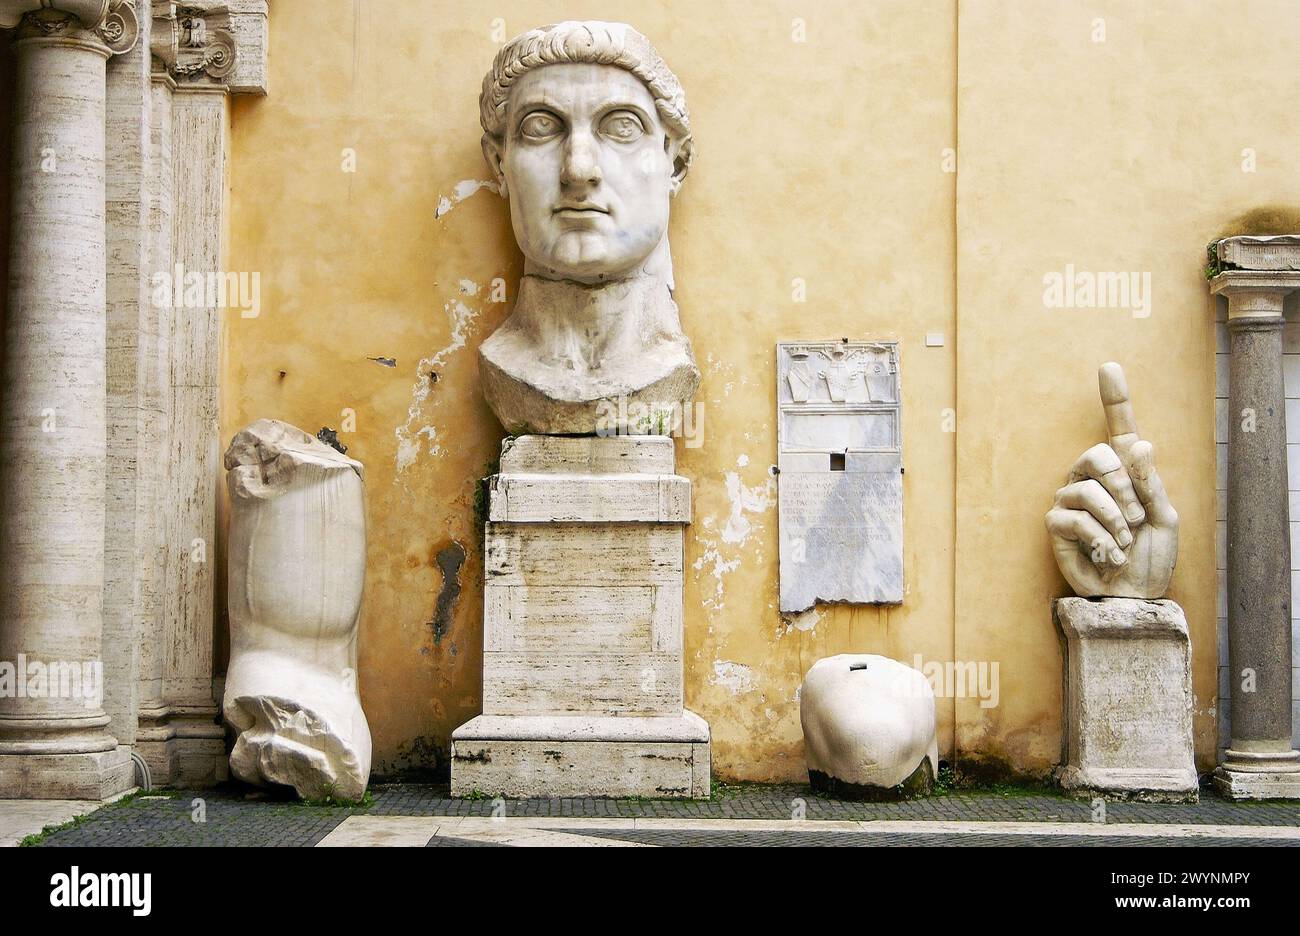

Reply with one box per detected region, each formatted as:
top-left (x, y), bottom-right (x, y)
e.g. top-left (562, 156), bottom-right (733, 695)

top-left (799, 654), bottom-right (938, 800)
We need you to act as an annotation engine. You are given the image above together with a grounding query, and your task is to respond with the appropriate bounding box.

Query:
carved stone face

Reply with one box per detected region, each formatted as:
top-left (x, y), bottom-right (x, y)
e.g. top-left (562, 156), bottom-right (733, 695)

top-left (486, 63), bottom-right (679, 283)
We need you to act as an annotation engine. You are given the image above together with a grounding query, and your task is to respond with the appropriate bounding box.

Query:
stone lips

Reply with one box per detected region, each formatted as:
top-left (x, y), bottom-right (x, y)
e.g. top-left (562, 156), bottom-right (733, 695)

top-left (223, 419), bottom-right (372, 801)
top-left (799, 654), bottom-right (938, 797)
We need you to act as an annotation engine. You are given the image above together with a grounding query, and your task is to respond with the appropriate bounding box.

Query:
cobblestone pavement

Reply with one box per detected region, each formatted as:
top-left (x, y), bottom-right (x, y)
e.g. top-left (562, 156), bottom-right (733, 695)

top-left (24, 783), bottom-right (1300, 847)
top-left (558, 828), bottom-right (1298, 847)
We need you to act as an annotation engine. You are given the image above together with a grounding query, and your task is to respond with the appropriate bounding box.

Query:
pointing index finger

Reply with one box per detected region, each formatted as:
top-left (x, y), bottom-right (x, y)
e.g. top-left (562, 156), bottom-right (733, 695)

top-left (1099, 362), bottom-right (1140, 459)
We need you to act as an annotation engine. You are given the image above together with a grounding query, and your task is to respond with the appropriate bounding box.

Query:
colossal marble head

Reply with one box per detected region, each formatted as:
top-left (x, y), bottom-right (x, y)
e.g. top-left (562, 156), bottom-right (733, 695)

top-left (476, 22), bottom-right (701, 436)
top-left (479, 21), bottom-right (693, 284)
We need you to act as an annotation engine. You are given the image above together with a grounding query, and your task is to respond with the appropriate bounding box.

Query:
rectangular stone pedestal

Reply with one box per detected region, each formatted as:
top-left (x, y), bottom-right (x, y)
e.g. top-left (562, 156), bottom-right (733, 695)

top-left (0, 748), bottom-right (134, 801)
top-left (451, 435), bottom-right (711, 799)
top-left (1054, 597), bottom-right (1198, 802)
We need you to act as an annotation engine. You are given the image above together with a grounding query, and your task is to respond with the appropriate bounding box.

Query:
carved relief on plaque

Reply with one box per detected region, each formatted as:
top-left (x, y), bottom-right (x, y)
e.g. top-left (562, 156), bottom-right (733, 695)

top-left (777, 341), bottom-right (903, 612)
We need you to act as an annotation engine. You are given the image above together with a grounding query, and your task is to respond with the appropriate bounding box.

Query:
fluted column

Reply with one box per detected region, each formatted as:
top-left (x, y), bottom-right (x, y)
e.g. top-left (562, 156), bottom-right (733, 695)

top-left (0, 1), bottom-right (139, 799)
top-left (1211, 238), bottom-right (1300, 799)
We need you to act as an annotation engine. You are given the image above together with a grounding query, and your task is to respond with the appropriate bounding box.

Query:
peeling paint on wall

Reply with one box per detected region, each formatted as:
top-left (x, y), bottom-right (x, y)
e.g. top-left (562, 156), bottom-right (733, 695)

top-left (782, 606), bottom-right (821, 635)
top-left (721, 471), bottom-right (775, 545)
top-left (395, 296), bottom-right (480, 472)
top-left (693, 546), bottom-right (741, 610)
top-left (691, 468), bottom-right (777, 610)
top-left (701, 350), bottom-right (756, 401)
top-left (434, 179), bottom-right (501, 219)
top-left (710, 660), bottom-right (756, 696)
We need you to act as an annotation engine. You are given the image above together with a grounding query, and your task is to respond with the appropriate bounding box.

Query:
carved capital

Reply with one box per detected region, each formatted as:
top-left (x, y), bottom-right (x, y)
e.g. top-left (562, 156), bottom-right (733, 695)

top-left (151, 1), bottom-right (236, 83)
top-left (11, 1), bottom-right (139, 55)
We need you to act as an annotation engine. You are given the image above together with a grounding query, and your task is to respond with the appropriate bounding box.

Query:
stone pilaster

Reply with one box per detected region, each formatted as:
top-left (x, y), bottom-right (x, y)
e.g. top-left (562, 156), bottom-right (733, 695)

top-left (133, 66), bottom-right (176, 783)
top-left (0, 1), bottom-right (140, 799)
top-left (160, 82), bottom-right (227, 783)
top-left (1210, 237), bottom-right (1300, 799)
top-left (103, 0), bottom-right (153, 755)
top-left (132, 0), bottom-right (266, 786)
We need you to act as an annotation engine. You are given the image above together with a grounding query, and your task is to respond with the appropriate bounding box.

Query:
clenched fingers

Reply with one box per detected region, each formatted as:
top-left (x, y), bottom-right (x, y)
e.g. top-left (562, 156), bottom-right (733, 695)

top-left (1067, 442), bottom-right (1146, 527)
top-left (1045, 507), bottom-right (1128, 568)
top-left (1053, 478), bottom-right (1132, 548)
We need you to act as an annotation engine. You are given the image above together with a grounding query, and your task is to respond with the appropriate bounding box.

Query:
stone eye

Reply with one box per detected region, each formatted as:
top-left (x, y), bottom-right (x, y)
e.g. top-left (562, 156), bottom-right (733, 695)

top-left (599, 111), bottom-right (644, 142)
top-left (519, 112), bottom-right (561, 140)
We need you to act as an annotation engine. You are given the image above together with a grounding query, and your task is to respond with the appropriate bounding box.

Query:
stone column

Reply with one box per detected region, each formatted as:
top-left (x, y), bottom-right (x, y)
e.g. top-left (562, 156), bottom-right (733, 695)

top-left (0, 1), bottom-right (139, 799)
top-left (1211, 236), bottom-right (1300, 799)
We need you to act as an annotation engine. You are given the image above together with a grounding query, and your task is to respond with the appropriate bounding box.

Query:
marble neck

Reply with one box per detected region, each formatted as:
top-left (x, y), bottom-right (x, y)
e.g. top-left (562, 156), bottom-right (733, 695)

top-left (509, 273), bottom-right (684, 374)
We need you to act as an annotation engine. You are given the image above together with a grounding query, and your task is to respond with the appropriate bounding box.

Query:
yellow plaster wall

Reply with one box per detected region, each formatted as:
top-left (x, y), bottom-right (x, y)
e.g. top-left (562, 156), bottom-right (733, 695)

top-left (223, 0), bottom-right (1298, 781)
top-left (953, 0), bottom-right (1300, 774)
top-left (226, 0), bottom-right (956, 780)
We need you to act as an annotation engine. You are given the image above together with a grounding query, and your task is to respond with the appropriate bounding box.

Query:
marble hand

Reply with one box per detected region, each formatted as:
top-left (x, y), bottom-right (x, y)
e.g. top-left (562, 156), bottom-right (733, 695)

top-left (1045, 363), bottom-right (1178, 598)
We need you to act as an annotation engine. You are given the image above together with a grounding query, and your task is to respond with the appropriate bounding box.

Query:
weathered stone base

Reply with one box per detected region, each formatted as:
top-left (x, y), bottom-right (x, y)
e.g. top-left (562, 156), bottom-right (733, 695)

top-left (1054, 597), bottom-right (1198, 802)
top-left (1212, 767), bottom-right (1300, 800)
top-left (451, 713), bottom-right (711, 799)
top-left (174, 738), bottom-right (229, 787)
top-left (1055, 765), bottom-right (1199, 803)
top-left (809, 758), bottom-right (934, 802)
top-left (135, 731), bottom-right (229, 789)
top-left (0, 748), bottom-right (135, 800)
top-left (454, 435), bottom-right (712, 799)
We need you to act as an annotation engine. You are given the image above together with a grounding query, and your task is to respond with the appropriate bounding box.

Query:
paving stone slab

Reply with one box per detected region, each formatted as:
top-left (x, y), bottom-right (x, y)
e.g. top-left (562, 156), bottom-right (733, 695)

top-left (24, 783), bottom-right (1300, 847)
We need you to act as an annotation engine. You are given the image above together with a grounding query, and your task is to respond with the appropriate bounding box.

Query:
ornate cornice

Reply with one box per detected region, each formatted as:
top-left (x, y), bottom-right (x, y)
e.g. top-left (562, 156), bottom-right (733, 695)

top-left (10, 1), bottom-right (139, 54)
top-left (151, 1), bottom-right (236, 84)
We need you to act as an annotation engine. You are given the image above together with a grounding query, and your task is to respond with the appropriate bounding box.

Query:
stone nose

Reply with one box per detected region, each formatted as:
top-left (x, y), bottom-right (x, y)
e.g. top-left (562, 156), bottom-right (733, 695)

top-left (560, 131), bottom-right (602, 189)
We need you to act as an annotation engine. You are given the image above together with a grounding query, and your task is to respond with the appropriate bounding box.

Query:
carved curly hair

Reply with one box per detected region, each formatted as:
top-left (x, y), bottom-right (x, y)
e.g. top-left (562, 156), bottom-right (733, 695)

top-left (479, 21), bottom-right (694, 182)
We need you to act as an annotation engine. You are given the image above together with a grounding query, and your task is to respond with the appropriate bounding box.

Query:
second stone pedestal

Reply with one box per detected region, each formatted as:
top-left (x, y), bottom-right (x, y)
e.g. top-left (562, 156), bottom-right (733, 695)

top-left (451, 435), bottom-right (711, 798)
top-left (1054, 597), bottom-right (1198, 802)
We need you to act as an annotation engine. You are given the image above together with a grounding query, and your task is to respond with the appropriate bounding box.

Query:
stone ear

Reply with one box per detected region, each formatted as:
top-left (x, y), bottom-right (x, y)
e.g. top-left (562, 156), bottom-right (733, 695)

top-left (666, 135), bottom-right (688, 196)
top-left (481, 135), bottom-right (508, 197)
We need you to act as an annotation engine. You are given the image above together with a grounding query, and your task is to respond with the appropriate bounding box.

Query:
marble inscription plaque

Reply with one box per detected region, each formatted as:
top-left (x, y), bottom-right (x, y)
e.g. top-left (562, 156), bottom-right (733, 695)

top-left (777, 341), bottom-right (903, 612)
